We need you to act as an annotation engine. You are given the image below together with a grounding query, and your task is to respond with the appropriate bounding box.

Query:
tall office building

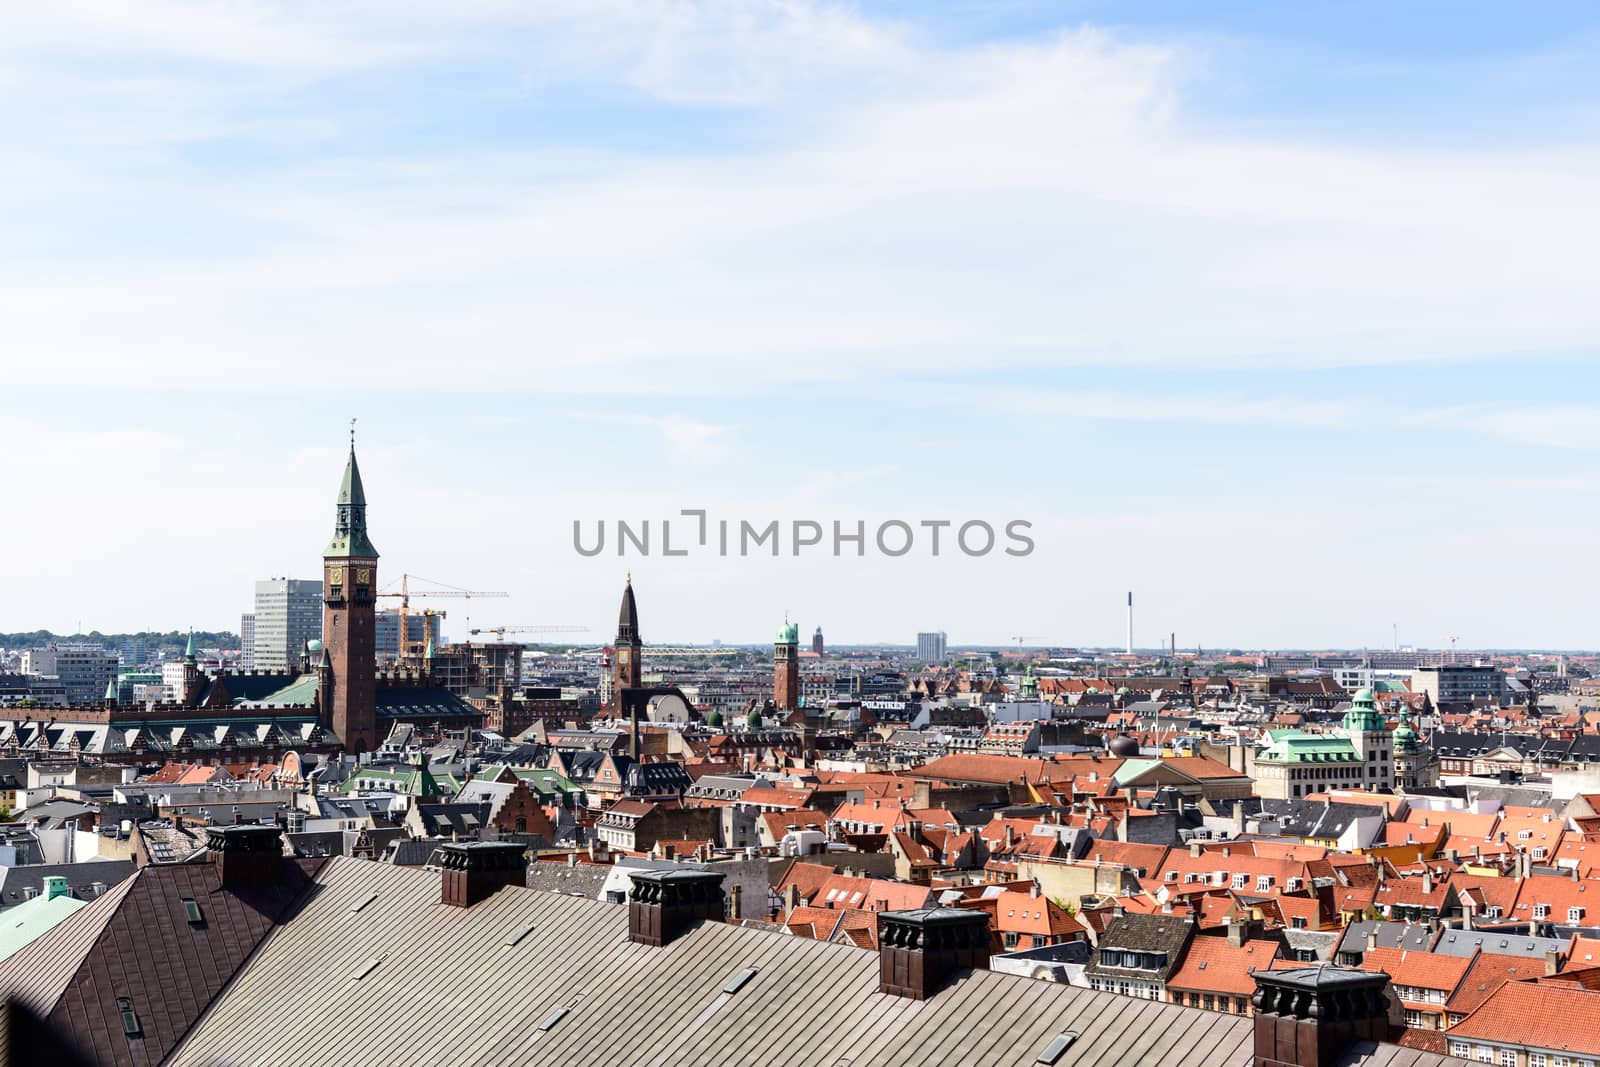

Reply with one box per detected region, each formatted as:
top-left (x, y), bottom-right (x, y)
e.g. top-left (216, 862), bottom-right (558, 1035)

top-left (25, 643), bottom-right (119, 704)
top-left (239, 614), bottom-right (256, 670)
top-left (253, 578), bottom-right (323, 672)
top-left (915, 631), bottom-right (947, 663)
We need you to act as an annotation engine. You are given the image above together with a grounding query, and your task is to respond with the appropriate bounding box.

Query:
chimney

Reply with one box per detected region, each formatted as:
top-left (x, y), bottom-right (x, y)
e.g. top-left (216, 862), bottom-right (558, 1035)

top-left (207, 825), bottom-right (283, 887)
top-left (627, 869), bottom-right (725, 947)
top-left (1546, 950), bottom-right (1562, 977)
top-left (439, 842), bottom-right (528, 908)
top-left (1366, 928), bottom-right (1379, 952)
top-left (1251, 966), bottom-right (1392, 1067)
top-left (1421, 871), bottom-right (1432, 895)
top-left (1190, 841), bottom-right (1204, 858)
top-left (878, 907), bottom-right (991, 1000)
top-left (1234, 801), bottom-right (1247, 835)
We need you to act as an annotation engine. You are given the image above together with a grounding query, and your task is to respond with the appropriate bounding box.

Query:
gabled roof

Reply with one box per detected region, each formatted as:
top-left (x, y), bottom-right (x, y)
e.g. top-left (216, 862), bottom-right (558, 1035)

top-left (0, 856), bottom-right (326, 1067)
top-left (1166, 935), bottom-right (1281, 996)
top-left (147, 856), bottom-right (1457, 1067)
top-left (1449, 980), bottom-right (1600, 1056)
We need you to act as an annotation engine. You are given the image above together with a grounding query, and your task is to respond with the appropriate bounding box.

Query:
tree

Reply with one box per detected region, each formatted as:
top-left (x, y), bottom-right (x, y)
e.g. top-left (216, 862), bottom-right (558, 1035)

top-left (705, 710), bottom-right (723, 728)
top-left (745, 709), bottom-right (762, 730)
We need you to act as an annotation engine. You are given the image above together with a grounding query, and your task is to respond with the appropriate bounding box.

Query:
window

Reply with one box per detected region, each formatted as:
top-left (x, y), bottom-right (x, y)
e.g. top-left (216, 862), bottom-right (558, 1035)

top-left (1235, 997), bottom-right (1248, 1014)
top-left (1534, 904), bottom-right (1550, 919)
top-left (1256, 876), bottom-right (1272, 892)
top-left (1499, 1052), bottom-right (1516, 1067)
top-left (1571, 907), bottom-right (1585, 923)
top-left (1534, 848), bottom-right (1548, 860)
top-left (1404, 1010), bottom-right (1427, 1028)
top-left (1202, 995), bottom-right (1215, 1011)
top-left (182, 899), bottom-right (203, 924)
top-left (117, 997), bottom-right (141, 1037)
top-left (1231, 873), bottom-right (1247, 889)
top-left (1520, 830), bottom-right (1532, 841)
top-left (1474, 1049), bottom-right (1491, 1064)
top-left (1291, 916), bottom-right (1307, 930)
top-left (1451, 1043), bottom-right (1472, 1059)
top-left (1004, 933), bottom-right (1020, 950)
top-left (1529, 1056), bottom-right (1545, 1067)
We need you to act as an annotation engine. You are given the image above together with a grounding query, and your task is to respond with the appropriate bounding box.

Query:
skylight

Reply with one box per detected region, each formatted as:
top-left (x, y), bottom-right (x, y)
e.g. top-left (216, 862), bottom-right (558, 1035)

top-left (723, 968), bottom-right (758, 994)
top-left (182, 899), bottom-right (203, 924)
top-left (1036, 1032), bottom-right (1079, 1065)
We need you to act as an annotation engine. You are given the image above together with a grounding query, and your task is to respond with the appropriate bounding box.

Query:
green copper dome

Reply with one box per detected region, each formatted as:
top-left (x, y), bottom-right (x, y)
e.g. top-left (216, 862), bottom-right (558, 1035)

top-left (1343, 687), bottom-right (1386, 733)
top-left (1393, 704), bottom-right (1419, 752)
top-left (776, 622), bottom-right (799, 645)
top-left (306, 639), bottom-right (324, 653)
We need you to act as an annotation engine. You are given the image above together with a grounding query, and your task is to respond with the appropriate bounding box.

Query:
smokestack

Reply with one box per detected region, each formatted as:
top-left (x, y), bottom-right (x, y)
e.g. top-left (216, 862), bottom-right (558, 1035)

top-left (1126, 592), bottom-right (1134, 655)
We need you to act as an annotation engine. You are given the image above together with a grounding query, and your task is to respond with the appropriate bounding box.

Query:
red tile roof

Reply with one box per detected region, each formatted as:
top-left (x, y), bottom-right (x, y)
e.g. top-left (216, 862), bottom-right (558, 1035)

top-left (1166, 935), bottom-right (1281, 997)
top-left (1449, 980), bottom-right (1600, 1056)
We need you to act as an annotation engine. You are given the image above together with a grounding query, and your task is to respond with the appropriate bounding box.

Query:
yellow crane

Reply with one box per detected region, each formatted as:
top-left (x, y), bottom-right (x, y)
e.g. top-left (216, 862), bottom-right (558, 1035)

top-left (377, 573), bottom-right (508, 663)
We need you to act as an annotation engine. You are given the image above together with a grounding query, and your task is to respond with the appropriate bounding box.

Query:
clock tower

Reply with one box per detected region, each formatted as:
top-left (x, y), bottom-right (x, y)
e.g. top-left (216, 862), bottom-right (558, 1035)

top-left (612, 574), bottom-right (642, 706)
top-left (322, 435), bottom-right (379, 753)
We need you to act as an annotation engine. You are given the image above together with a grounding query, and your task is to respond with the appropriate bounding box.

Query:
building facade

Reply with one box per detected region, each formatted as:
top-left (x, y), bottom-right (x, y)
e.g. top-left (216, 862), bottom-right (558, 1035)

top-left (375, 611), bottom-right (442, 662)
top-left (253, 578), bottom-right (322, 672)
top-left (239, 614), bottom-right (256, 670)
top-left (1411, 665), bottom-right (1507, 707)
top-left (25, 644), bottom-right (119, 705)
top-left (916, 632), bottom-right (947, 663)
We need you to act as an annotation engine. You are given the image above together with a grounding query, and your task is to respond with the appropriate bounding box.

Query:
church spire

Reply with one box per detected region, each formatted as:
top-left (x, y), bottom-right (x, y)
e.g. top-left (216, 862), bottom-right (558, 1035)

top-left (616, 575), bottom-right (640, 645)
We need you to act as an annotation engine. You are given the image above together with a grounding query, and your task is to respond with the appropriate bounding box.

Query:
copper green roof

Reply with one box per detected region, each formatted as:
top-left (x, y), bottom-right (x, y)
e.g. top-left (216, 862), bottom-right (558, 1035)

top-left (776, 622), bottom-right (799, 645)
top-left (1257, 731), bottom-right (1361, 764)
top-left (324, 448), bottom-right (380, 559)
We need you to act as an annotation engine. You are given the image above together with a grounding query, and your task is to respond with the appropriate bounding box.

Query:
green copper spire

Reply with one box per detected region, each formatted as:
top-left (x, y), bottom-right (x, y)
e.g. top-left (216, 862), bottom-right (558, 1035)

top-left (324, 429), bottom-right (380, 559)
top-left (184, 629), bottom-right (196, 663)
top-left (104, 676), bottom-right (119, 702)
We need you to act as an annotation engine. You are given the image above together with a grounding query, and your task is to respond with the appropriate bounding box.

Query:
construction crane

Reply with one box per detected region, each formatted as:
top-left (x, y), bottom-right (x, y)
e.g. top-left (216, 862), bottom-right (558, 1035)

top-left (1010, 635), bottom-right (1043, 647)
top-left (469, 626), bottom-right (590, 642)
top-left (377, 573), bottom-right (508, 663)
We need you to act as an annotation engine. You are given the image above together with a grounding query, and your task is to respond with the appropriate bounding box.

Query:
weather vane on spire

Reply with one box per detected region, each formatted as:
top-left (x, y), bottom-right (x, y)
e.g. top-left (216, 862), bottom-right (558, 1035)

top-left (350, 416), bottom-right (357, 450)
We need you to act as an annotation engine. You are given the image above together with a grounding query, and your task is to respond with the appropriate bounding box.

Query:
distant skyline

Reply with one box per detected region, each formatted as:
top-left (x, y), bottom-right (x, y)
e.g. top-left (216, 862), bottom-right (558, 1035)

top-left (3, 3), bottom-right (1598, 648)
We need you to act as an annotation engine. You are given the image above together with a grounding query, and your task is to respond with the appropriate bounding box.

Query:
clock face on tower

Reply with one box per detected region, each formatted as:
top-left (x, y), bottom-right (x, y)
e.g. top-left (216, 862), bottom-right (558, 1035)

top-left (356, 567), bottom-right (371, 584)
top-left (328, 567), bottom-right (343, 586)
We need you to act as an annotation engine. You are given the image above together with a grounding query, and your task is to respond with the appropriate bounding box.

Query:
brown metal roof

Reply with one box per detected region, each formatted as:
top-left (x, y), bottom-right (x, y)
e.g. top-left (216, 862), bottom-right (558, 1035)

top-left (160, 857), bottom-right (1462, 1067)
top-left (0, 857), bottom-right (325, 1067)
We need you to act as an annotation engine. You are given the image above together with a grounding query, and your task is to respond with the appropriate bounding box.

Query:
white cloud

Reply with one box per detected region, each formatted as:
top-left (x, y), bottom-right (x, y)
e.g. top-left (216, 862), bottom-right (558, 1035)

top-left (1, 4), bottom-right (1596, 391)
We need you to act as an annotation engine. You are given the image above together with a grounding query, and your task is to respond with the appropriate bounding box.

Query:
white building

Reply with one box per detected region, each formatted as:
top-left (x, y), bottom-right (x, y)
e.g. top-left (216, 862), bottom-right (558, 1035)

top-left (916, 632), bottom-right (948, 663)
top-left (253, 578), bottom-right (323, 672)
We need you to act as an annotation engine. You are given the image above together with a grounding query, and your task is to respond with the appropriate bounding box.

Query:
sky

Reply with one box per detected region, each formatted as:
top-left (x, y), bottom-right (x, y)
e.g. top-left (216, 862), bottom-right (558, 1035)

top-left (2, 1), bottom-right (1598, 651)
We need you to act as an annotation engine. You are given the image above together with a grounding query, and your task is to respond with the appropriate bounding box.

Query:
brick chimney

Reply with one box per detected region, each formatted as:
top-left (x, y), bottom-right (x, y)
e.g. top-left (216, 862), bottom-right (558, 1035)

top-left (878, 907), bottom-right (991, 1000)
top-left (627, 868), bottom-right (725, 947)
top-left (1251, 966), bottom-right (1392, 1067)
top-left (439, 842), bottom-right (528, 907)
top-left (207, 825), bottom-right (283, 887)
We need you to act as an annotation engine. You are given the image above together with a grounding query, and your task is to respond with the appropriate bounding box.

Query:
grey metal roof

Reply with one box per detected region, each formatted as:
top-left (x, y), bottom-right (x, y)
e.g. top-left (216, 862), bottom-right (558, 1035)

top-left (1432, 929), bottom-right (1567, 959)
top-left (159, 857), bottom-right (1457, 1067)
top-left (0, 860), bottom-right (134, 910)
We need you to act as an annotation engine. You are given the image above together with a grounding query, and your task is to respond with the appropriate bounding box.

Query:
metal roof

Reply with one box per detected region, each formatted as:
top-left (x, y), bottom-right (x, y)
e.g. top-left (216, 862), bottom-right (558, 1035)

top-left (165, 858), bottom-right (1454, 1067)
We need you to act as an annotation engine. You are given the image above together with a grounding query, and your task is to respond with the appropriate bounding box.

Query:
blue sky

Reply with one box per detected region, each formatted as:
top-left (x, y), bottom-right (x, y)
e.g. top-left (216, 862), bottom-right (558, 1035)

top-left (2, 2), bottom-right (1598, 650)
